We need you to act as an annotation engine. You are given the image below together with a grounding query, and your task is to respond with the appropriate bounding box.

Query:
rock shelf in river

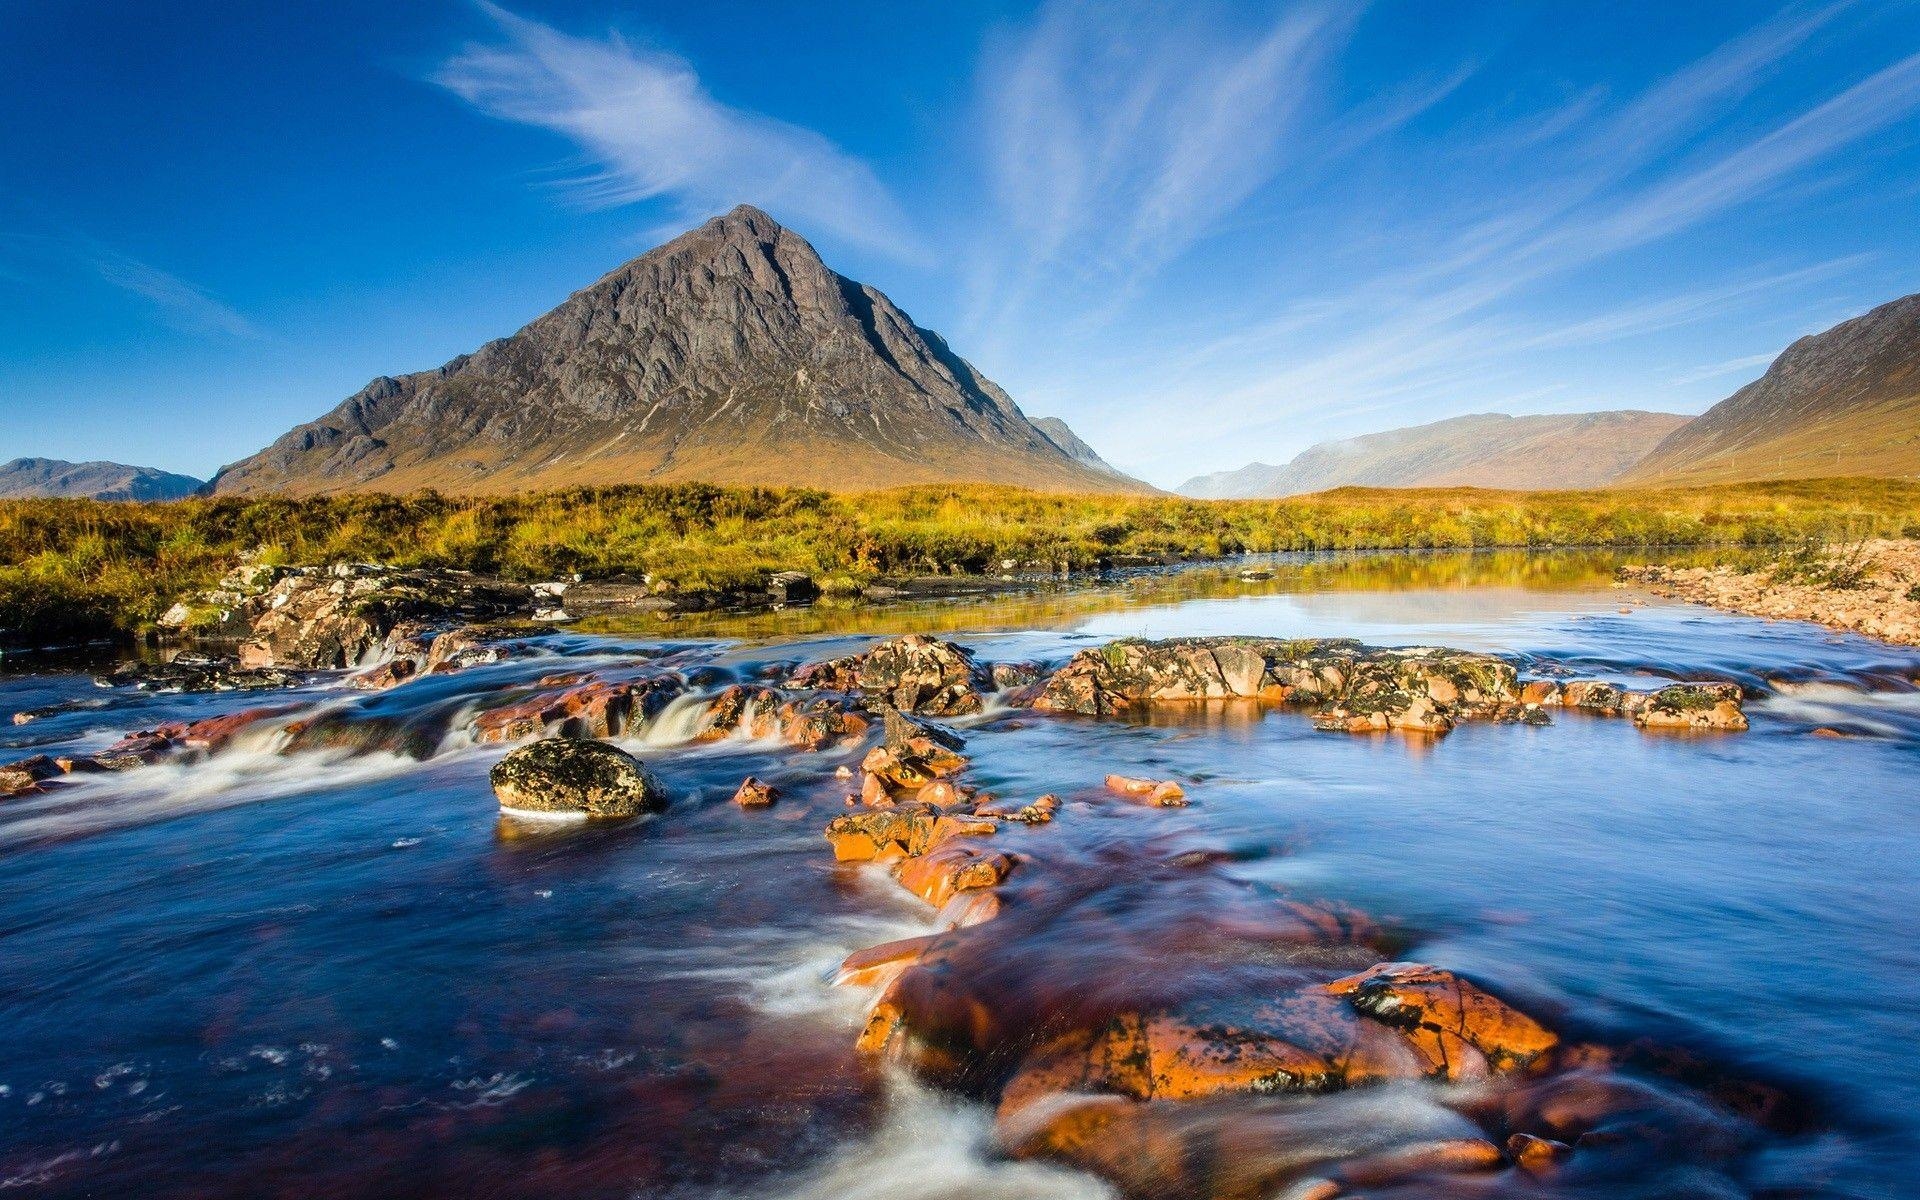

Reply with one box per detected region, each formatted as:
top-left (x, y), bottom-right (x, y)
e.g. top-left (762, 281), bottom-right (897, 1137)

top-left (810, 656), bottom-right (1794, 1198)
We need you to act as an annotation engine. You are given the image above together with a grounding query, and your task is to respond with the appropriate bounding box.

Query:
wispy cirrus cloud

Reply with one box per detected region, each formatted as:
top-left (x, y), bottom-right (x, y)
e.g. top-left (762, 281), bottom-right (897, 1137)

top-left (434, 2), bottom-right (914, 259)
top-left (1669, 352), bottom-right (1778, 387)
top-left (87, 247), bottom-right (258, 338)
top-left (965, 1), bottom-right (1369, 340)
top-left (0, 232), bottom-right (256, 338)
top-left (1009, 2), bottom-right (1919, 484)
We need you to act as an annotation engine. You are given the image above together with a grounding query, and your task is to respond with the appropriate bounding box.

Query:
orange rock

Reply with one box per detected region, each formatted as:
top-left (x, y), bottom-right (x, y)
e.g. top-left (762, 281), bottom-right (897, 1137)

top-left (860, 771), bottom-right (894, 807)
top-left (1325, 1138), bottom-right (1503, 1188)
top-left (0, 754), bottom-right (63, 798)
top-left (1632, 683), bottom-right (1748, 732)
top-left (1558, 680), bottom-right (1626, 713)
top-left (1507, 1132), bottom-right (1571, 1174)
top-left (350, 657), bottom-right (418, 690)
top-left (897, 843), bottom-right (1016, 906)
top-left (916, 779), bottom-right (964, 806)
top-left (834, 934), bottom-right (937, 987)
top-left (935, 890), bottom-right (1001, 929)
top-left (1519, 680), bottom-right (1562, 705)
top-left (1104, 775), bottom-right (1187, 805)
top-left (732, 776), bottom-right (775, 807)
top-left (1330, 962), bottom-right (1558, 1074)
top-left (823, 802), bottom-right (944, 861)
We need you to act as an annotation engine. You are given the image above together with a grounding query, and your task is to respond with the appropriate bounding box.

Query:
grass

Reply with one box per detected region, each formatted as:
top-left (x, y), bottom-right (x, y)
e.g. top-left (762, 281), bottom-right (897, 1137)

top-left (3, 477), bottom-right (1917, 648)
top-left (1764, 537), bottom-right (1880, 590)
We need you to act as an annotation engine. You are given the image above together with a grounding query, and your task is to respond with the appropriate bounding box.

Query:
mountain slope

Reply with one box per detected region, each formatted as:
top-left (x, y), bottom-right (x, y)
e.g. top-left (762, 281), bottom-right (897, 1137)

top-left (213, 206), bottom-right (1148, 496)
top-left (1622, 293), bottom-right (1920, 485)
top-left (1032, 416), bottom-right (1127, 477)
top-left (0, 458), bottom-right (204, 501)
top-left (1179, 411), bottom-right (1691, 498)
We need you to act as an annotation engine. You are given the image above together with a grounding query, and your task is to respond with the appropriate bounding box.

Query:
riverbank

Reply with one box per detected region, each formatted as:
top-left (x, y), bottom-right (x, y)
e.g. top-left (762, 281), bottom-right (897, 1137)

top-left (4, 477), bottom-right (1916, 651)
top-left (1623, 538), bottom-right (1920, 647)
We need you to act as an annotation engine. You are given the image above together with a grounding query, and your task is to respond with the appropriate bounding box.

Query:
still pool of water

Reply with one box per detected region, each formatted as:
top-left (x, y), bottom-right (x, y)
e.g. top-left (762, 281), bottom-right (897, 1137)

top-left (2, 551), bottom-right (1916, 1198)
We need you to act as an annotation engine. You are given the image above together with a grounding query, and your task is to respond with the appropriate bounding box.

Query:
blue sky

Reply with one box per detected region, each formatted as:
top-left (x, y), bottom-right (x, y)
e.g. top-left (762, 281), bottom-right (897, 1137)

top-left (3, 1), bottom-right (1918, 488)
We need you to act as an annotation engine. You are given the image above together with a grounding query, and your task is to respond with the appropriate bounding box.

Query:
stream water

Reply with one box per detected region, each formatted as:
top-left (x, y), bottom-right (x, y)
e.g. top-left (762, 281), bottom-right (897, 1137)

top-left (2, 551), bottom-right (1916, 1198)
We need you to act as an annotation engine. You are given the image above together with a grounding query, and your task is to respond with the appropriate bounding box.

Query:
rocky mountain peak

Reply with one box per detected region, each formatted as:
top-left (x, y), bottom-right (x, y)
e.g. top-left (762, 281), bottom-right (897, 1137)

top-left (212, 208), bottom-right (1145, 496)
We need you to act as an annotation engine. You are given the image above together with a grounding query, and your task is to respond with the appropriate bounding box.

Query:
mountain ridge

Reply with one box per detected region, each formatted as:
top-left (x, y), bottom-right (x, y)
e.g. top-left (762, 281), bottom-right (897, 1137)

top-left (1622, 292), bottom-right (1920, 485)
top-left (213, 205), bottom-right (1147, 496)
top-left (1179, 411), bottom-right (1691, 498)
top-left (0, 458), bottom-right (205, 502)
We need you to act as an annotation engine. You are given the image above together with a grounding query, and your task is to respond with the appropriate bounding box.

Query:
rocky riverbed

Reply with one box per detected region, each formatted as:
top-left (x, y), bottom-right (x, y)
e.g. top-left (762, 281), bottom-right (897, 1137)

top-left (1622, 538), bottom-right (1920, 647)
top-left (3, 556), bottom-right (1918, 1198)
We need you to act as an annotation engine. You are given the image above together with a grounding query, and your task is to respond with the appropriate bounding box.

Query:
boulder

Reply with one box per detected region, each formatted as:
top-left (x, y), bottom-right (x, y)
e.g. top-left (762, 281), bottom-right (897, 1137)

top-left (489, 738), bottom-right (667, 818)
top-left (472, 675), bottom-right (681, 745)
top-left (1328, 962), bottom-right (1558, 1075)
top-left (732, 776), bottom-right (776, 808)
top-left (167, 565), bottom-right (533, 671)
top-left (766, 571), bottom-right (817, 603)
top-left (1034, 637), bottom-right (1520, 735)
top-left (697, 685), bottom-right (784, 740)
top-left (856, 635), bottom-right (986, 715)
top-left (1633, 683), bottom-right (1748, 731)
top-left (0, 754), bottom-right (63, 798)
top-left (775, 695), bottom-right (869, 750)
top-left (1104, 774), bottom-right (1188, 806)
top-left (824, 802), bottom-right (946, 861)
top-left (95, 655), bottom-right (297, 693)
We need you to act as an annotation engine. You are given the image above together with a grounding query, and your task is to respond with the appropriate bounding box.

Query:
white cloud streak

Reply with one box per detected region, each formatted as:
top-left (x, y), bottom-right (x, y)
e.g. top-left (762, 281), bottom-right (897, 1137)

top-left (0, 232), bottom-right (256, 338)
top-left (88, 249), bottom-right (258, 338)
top-left (967, 1), bottom-right (1360, 338)
top-left (1002, 3), bottom-right (1917, 483)
top-left (434, 2), bottom-right (914, 258)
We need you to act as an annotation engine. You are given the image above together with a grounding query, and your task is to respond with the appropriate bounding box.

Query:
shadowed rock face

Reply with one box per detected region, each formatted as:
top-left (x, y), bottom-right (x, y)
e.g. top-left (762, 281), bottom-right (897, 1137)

top-left (1623, 291), bottom-right (1920, 485)
top-left (211, 205), bottom-right (1147, 496)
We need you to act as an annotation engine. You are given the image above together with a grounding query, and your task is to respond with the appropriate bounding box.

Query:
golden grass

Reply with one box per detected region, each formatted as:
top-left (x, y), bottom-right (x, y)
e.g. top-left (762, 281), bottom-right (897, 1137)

top-left (3, 477), bottom-right (1916, 647)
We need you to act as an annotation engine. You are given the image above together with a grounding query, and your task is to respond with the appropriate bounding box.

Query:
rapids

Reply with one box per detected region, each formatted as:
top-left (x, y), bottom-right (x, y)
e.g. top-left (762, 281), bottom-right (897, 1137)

top-left (1, 551), bottom-right (1916, 1198)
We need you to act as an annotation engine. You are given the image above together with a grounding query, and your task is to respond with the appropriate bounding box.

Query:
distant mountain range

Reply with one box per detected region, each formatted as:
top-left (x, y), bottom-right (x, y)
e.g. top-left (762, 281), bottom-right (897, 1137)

top-left (1185, 288), bottom-right (1920, 497)
top-left (1178, 411), bottom-right (1690, 498)
top-left (0, 458), bottom-right (204, 502)
top-left (212, 205), bottom-right (1148, 496)
top-left (1622, 291), bottom-right (1920, 486)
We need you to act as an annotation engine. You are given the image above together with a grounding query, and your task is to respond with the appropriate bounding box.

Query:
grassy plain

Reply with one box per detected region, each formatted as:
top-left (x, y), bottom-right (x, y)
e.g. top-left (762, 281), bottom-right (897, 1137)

top-left (3, 478), bottom-right (1916, 647)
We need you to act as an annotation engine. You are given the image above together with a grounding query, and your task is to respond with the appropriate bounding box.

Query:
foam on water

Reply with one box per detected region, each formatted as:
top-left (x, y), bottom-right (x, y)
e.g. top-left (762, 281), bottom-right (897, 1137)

top-left (744, 1073), bottom-right (1117, 1200)
top-left (0, 744), bottom-right (429, 848)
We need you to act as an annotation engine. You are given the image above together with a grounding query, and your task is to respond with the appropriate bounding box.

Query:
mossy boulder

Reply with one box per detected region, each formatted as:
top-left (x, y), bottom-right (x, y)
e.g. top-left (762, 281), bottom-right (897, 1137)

top-left (490, 737), bottom-right (667, 818)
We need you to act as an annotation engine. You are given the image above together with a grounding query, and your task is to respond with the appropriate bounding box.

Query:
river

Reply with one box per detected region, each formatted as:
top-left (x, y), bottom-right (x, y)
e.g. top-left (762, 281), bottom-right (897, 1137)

top-left (2, 551), bottom-right (1916, 1198)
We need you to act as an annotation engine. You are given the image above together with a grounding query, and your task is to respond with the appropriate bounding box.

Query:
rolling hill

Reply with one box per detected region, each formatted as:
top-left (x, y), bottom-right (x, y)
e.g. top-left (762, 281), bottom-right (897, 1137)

top-left (1178, 411), bottom-right (1691, 498)
top-left (0, 458), bottom-right (204, 501)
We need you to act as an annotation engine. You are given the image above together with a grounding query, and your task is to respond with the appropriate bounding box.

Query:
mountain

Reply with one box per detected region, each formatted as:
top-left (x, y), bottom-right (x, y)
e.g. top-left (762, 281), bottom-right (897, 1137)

top-left (1622, 293), bottom-right (1920, 486)
top-left (1032, 416), bottom-right (1127, 477)
top-left (0, 458), bottom-right (204, 502)
top-left (1178, 411), bottom-right (1692, 498)
top-left (213, 206), bottom-right (1148, 496)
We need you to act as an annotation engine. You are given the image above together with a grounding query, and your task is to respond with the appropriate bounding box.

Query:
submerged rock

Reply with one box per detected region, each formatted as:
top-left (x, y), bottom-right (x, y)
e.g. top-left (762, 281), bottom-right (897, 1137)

top-left (95, 655), bottom-right (298, 694)
top-left (489, 737), bottom-right (666, 818)
top-left (1104, 774), bottom-right (1188, 806)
